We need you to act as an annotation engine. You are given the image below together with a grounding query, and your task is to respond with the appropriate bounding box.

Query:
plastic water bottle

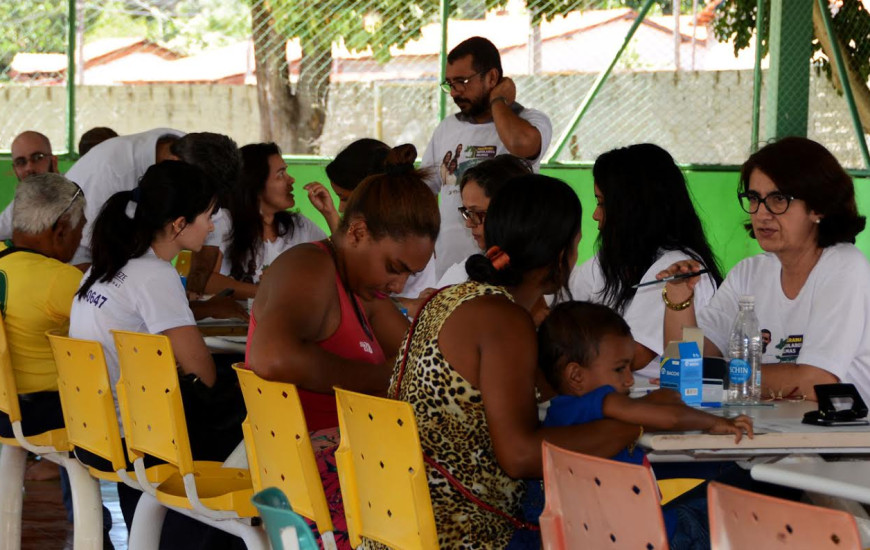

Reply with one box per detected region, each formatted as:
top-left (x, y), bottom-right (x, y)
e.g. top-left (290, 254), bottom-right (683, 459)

top-left (726, 295), bottom-right (762, 403)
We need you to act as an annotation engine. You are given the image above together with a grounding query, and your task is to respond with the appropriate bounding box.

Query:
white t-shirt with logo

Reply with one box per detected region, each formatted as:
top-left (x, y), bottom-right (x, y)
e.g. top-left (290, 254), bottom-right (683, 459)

top-left (570, 249), bottom-right (718, 378)
top-left (421, 106), bottom-right (553, 277)
top-left (69, 248), bottom-right (195, 429)
top-left (215, 210), bottom-right (326, 283)
top-left (697, 243), bottom-right (870, 402)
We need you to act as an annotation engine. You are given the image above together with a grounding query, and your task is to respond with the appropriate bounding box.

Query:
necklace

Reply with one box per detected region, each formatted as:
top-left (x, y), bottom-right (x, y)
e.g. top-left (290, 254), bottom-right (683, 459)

top-left (323, 238), bottom-right (374, 341)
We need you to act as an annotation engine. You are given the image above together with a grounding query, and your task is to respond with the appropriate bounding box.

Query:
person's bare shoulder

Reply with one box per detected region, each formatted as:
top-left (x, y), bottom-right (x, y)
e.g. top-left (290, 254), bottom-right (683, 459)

top-left (257, 242), bottom-right (335, 305)
top-left (449, 292), bottom-right (535, 341)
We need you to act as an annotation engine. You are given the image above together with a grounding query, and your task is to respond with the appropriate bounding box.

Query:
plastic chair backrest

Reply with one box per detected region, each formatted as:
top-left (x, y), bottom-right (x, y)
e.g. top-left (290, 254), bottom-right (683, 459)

top-left (112, 330), bottom-right (195, 474)
top-left (334, 387), bottom-right (438, 550)
top-left (539, 440), bottom-right (668, 550)
top-left (0, 314), bottom-right (22, 423)
top-left (234, 365), bottom-right (334, 533)
top-left (707, 481), bottom-right (861, 549)
top-left (48, 331), bottom-right (127, 471)
top-left (252, 487), bottom-right (319, 550)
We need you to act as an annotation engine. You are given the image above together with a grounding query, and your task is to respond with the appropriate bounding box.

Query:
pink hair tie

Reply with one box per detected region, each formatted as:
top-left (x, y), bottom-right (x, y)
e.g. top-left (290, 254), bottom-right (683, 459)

top-left (485, 246), bottom-right (511, 271)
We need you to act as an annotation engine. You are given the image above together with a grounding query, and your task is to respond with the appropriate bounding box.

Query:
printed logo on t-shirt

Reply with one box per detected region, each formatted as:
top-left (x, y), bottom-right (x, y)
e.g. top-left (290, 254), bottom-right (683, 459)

top-left (467, 145), bottom-right (497, 159)
top-left (359, 341), bottom-right (373, 355)
top-left (773, 334), bottom-right (803, 363)
top-left (111, 271), bottom-right (128, 288)
top-left (439, 144), bottom-right (497, 189)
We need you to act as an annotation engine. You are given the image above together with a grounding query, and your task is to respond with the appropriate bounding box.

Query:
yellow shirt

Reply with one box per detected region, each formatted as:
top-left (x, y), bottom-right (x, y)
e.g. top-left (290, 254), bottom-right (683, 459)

top-left (0, 242), bottom-right (82, 393)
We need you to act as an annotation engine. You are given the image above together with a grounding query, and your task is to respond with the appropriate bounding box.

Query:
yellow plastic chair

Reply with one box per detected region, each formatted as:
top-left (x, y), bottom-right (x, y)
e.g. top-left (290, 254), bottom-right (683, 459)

top-left (112, 330), bottom-right (268, 550)
top-left (657, 477), bottom-right (705, 506)
top-left (234, 366), bottom-right (337, 550)
top-left (539, 440), bottom-right (669, 550)
top-left (47, 330), bottom-right (174, 488)
top-left (0, 319), bottom-right (103, 550)
top-left (708, 481), bottom-right (861, 549)
top-left (334, 387), bottom-right (438, 550)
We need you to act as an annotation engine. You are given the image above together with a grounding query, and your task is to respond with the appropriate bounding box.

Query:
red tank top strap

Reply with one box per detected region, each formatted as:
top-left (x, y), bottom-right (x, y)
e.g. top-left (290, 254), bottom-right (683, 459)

top-left (246, 241), bottom-right (385, 432)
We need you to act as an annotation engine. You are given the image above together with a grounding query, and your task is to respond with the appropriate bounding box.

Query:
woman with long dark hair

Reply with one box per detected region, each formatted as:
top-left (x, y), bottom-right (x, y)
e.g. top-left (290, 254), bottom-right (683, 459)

top-left (570, 143), bottom-right (723, 374)
top-left (204, 142), bottom-right (326, 299)
top-left (388, 175), bottom-right (640, 548)
top-left (70, 161), bottom-right (244, 546)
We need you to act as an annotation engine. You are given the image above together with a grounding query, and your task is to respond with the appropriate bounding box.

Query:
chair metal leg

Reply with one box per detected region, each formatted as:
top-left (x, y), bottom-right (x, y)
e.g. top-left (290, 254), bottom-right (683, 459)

top-left (64, 457), bottom-right (103, 549)
top-left (0, 444), bottom-right (26, 550)
top-left (128, 493), bottom-right (167, 550)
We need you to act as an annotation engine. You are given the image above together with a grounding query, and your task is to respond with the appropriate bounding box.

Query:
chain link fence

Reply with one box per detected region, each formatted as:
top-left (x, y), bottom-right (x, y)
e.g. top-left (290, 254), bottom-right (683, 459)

top-left (1, 0), bottom-right (869, 168)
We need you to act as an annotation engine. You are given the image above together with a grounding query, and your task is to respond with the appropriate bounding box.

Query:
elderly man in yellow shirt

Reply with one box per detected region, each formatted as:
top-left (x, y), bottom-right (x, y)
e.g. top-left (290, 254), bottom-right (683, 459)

top-left (0, 172), bottom-right (103, 538)
top-left (0, 173), bottom-right (84, 433)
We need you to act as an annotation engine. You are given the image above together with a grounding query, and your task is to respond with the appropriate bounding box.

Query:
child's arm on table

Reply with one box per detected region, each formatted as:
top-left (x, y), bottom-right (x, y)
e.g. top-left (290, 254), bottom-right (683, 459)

top-left (602, 392), bottom-right (754, 443)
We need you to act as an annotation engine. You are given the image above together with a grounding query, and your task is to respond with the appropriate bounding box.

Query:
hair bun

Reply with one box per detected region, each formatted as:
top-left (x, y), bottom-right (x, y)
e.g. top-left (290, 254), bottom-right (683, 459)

top-left (384, 143), bottom-right (418, 168)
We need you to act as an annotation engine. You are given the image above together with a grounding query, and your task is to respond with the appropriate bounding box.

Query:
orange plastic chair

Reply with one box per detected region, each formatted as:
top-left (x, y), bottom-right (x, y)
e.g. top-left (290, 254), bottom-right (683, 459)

top-left (112, 330), bottom-right (267, 549)
top-left (707, 481), bottom-right (861, 549)
top-left (334, 387), bottom-right (438, 550)
top-left (539, 440), bottom-right (669, 550)
top-left (234, 365), bottom-right (337, 549)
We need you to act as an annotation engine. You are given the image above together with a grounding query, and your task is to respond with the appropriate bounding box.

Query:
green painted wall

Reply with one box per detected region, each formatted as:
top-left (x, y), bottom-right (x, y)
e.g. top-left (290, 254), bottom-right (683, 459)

top-left (2, 159), bottom-right (868, 272)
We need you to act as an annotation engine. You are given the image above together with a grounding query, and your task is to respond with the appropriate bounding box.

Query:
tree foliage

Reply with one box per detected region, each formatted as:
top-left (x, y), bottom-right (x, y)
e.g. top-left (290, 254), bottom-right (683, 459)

top-left (712, 0), bottom-right (870, 83)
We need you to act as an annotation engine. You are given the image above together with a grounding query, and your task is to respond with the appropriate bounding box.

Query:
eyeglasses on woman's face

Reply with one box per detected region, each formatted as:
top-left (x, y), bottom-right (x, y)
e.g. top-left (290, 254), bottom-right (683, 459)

top-left (458, 206), bottom-right (486, 226)
top-left (738, 190), bottom-right (795, 215)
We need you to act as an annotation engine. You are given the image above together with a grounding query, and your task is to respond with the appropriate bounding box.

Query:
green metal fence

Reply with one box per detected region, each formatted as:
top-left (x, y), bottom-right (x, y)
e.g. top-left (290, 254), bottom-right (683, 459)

top-left (1, 0), bottom-right (869, 169)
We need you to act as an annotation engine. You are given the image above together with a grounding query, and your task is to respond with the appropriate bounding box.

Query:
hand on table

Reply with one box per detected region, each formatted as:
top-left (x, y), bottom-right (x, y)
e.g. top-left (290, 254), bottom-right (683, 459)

top-left (192, 295), bottom-right (249, 321)
top-left (708, 414), bottom-right (754, 443)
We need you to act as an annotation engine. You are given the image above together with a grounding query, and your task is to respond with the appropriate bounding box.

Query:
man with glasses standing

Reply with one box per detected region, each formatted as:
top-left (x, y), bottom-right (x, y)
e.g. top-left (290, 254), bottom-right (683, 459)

top-left (422, 36), bottom-right (552, 277)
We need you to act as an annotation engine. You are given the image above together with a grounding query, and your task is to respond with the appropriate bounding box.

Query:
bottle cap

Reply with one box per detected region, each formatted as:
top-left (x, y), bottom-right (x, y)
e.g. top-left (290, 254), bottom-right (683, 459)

top-left (738, 295), bottom-right (754, 305)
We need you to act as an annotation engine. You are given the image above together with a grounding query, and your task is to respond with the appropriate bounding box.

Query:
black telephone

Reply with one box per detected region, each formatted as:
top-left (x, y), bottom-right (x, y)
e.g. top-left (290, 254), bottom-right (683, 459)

top-left (802, 383), bottom-right (869, 426)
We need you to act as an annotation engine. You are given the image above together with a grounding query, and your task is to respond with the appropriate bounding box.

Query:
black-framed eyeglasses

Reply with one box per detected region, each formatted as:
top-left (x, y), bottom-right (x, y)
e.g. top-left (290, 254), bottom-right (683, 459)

top-left (52, 182), bottom-right (84, 230)
top-left (12, 152), bottom-right (50, 169)
top-left (738, 190), bottom-right (795, 215)
top-left (458, 206), bottom-right (486, 226)
top-left (440, 71), bottom-right (487, 93)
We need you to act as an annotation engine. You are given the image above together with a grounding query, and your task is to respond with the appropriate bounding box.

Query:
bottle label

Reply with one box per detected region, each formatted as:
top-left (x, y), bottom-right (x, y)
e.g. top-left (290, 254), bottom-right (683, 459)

top-left (729, 358), bottom-right (750, 384)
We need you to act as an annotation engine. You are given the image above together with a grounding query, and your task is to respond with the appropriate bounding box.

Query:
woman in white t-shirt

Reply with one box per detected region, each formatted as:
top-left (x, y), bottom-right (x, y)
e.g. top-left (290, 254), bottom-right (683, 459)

top-left (204, 142), bottom-right (326, 299)
top-left (569, 144), bottom-right (723, 374)
top-left (70, 161), bottom-right (244, 540)
top-left (661, 137), bottom-right (870, 402)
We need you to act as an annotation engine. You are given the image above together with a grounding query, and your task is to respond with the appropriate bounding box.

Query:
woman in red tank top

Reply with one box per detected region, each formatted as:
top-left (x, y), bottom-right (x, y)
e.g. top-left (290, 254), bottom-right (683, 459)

top-left (245, 143), bottom-right (439, 429)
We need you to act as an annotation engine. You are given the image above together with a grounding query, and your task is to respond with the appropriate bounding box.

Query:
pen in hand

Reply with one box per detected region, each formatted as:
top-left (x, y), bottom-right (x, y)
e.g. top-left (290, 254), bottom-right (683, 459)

top-left (632, 269), bottom-right (710, 288)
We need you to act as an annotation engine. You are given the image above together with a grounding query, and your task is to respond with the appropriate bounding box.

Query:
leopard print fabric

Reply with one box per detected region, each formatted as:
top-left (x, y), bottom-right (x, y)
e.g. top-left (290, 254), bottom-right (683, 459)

top-left (379, 281), bottom-right (526, 549)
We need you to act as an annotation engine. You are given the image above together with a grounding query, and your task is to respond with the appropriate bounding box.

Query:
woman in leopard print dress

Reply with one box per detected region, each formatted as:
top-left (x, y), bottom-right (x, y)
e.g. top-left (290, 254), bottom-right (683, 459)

top-left (386, 175), bottom-right (642, 549)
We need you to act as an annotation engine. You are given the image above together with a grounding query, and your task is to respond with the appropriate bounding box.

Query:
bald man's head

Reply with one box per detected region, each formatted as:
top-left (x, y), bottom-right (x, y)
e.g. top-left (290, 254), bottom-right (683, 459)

top-left (11, 131), bottom-right (58, 181)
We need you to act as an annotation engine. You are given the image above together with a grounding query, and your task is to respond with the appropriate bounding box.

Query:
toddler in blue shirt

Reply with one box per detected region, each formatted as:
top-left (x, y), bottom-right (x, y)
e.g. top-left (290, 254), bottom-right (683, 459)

top-left (527, 301), bottom-right (753, 550)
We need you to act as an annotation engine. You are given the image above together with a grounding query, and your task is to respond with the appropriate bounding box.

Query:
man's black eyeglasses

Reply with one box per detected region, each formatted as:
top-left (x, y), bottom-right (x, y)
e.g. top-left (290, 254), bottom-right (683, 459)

top-left (440, 71), bottom-right (487, 93)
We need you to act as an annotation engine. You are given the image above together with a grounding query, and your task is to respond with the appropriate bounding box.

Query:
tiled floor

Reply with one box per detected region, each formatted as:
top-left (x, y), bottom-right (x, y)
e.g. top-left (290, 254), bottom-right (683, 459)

top-left (20, 460), bottom-right (128, 550)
